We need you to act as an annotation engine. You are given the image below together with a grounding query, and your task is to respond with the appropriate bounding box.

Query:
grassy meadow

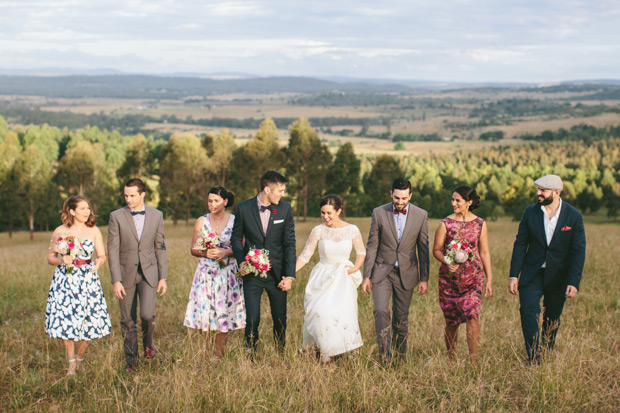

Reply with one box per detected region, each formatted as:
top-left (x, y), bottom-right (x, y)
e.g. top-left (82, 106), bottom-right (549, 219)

top-left (1, 216), bottom-right (619, 411)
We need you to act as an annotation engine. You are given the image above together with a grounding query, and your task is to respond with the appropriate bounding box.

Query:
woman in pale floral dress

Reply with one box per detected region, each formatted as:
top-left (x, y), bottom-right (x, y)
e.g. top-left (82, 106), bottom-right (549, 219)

top-left (296, 195), bottom-right (366, 363)
top-left (46, 195), bottom-right (111, 376)
top-left (432, 186), bottom-right (493, 362)
top-left (184, 187), bottom-right (246, 361)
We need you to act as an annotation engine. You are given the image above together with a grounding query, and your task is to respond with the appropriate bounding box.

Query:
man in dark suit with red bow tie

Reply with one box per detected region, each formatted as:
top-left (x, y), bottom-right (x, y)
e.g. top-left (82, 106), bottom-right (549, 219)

top-left (509, 174), bottom-right (586, 363)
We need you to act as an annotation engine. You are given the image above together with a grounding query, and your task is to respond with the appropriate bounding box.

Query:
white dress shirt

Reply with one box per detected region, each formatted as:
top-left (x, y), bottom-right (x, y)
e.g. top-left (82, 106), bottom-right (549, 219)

top-left (541, 198), bottom-right (562, 268)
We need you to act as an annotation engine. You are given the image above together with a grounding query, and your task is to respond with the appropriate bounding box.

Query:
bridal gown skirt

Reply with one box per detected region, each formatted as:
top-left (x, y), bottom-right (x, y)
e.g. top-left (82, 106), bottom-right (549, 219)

top-left (302, 260), bottom-right (363, 357)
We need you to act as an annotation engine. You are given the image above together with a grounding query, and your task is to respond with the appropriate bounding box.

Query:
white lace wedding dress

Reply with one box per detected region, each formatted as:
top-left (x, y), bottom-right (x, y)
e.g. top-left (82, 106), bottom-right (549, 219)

top-left (298, 224), bottom-right (366, 357)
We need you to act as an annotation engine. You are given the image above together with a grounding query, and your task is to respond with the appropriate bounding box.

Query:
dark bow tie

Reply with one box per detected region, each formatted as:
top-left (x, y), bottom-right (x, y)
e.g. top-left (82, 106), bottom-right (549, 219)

top-left (131, 210), bottom-right (145, 216)
top-left (259, 205), bottom-right (272, 213)
top-left (394, 209), bottom-right (406, 215)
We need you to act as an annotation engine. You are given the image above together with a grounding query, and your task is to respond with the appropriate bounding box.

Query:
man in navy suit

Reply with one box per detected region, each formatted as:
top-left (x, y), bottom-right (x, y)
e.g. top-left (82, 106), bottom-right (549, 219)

top-left (509, 174), bottom-right (586, 363)
top-left (231, 170), bottom-right (296, 353)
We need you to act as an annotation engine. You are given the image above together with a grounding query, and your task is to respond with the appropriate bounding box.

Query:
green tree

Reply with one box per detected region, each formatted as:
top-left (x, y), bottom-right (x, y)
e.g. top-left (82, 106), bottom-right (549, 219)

top-left (285, 118), bottom-right (332, 220)
top-left (363, 154), bottom-right (404, 214)
top-left (0, 131), bottom-right (23, 237)
top-left (326, 142), bottom-right (362, 214)
top-left (211, 128), bottom-right (236, 186)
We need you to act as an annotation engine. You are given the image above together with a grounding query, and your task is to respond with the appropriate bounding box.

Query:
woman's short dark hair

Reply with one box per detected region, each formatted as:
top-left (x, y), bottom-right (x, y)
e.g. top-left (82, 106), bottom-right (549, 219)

top-left (260, 170), bottom-right (288, 191)
top-left (208, 186), bottom-right (235, 209)
top-left (453, 185), bottom-right (481, 211)
top-left (392, 178), bottom-right (412, 193)
top-left (320, 194), bottom-right (344, 214)
top-left (125, 178), bottom-right (147, 194)
top-left (61, 195), bottom-right (97, 227)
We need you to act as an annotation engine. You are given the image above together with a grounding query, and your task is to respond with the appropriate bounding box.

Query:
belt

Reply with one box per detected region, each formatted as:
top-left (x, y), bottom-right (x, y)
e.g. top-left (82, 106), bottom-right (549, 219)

top-left (73, 259), bottom-right (92, 267)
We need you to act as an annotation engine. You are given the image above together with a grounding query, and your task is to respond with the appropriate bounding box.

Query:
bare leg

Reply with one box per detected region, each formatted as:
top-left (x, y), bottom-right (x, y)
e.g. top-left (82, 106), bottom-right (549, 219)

top-left (62, 339), bottom-right (77, 375)
top-left (76, 341), bottom-right (88, 370)
top-left (215, 332), bottom-right (229, 360)
top-left (444, 324), bottom-right (459, 360)
top-left (465, 319), bottom-right (481, 363)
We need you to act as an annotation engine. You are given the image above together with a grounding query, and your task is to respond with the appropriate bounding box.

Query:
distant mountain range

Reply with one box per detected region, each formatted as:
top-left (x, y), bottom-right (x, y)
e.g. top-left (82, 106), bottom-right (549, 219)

top-left (0, 70), bottom-right (618, 98)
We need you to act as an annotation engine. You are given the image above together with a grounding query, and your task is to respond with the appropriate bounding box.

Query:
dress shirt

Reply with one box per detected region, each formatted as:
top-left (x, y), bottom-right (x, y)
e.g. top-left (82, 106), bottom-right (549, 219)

top-left (257, 196), bottom-right (270, 235)
top-left (131, 206), bottom-right (146, 241)
top-left (392, 204), bottom-right (408, 267)
top-left (541, 198), bottom-right (562, 268)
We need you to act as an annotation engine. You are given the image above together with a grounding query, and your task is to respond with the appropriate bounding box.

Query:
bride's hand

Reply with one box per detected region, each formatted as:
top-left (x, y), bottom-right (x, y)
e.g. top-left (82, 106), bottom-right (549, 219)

top-left (345, 265), bottom-right (357, 275)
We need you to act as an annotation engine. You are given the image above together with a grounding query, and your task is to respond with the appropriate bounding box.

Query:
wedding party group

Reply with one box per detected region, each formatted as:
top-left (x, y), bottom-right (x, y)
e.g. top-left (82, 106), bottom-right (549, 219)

top-left (44, 171), bottom-right (586, 376)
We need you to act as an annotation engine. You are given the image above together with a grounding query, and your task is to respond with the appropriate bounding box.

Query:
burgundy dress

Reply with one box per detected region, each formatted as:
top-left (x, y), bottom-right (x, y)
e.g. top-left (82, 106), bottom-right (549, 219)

top-left (438, 217), bottom-right (485, 327)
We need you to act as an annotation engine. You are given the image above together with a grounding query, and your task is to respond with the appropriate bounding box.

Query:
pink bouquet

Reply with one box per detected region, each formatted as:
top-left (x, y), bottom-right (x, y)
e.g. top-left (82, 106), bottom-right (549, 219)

top-left (194, 230), bottom-right (226, 268)
top-left (444, 239), bottom-right (476, 277)
top-left (236, 248), bottom-right (271, 278)
top-left (55, 235), bottom-right (84, 274)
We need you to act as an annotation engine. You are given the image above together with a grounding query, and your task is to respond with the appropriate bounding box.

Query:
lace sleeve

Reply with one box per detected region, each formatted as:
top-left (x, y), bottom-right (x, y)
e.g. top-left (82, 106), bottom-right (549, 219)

top-left (298, 225), bottom-right (321, 263)
top-left (352, 225), bottom-right (366, 256)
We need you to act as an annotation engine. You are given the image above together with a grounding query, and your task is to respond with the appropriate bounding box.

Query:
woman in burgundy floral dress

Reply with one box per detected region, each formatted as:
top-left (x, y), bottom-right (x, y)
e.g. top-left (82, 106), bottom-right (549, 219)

top-left (433, 186), bottom-right (493, 362)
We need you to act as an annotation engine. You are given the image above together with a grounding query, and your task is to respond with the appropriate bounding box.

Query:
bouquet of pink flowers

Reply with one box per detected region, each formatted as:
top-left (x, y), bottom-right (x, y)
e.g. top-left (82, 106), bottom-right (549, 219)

top-left (55, 235), bottom-right (85, 274)
top-left (236, 248), bottom-right (271, 278)
top-left (444, 239), bottom-right (476, 277)
top-left (193, 230), bottom-right (221, 250)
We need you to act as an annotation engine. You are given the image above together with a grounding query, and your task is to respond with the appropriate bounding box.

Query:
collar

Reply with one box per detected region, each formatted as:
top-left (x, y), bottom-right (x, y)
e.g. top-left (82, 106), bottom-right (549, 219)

top-left (130, 205), bottom-right (146, 213)
top-left (540, 198), bottom-right (562, 220)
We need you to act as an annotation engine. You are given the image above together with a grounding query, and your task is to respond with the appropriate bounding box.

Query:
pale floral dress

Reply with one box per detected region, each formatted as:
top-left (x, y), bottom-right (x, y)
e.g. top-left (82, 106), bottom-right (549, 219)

top-left (184, 214), bottom-right (246, 332)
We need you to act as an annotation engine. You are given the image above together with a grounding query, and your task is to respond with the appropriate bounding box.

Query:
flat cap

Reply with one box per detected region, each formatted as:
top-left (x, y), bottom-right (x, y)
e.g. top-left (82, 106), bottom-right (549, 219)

top-left (534, 174), bottom-right (563, 190)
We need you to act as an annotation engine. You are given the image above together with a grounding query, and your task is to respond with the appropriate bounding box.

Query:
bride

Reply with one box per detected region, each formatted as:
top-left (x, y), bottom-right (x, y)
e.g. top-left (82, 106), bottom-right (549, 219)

top-left (295, 194), bottom-right (366, 362)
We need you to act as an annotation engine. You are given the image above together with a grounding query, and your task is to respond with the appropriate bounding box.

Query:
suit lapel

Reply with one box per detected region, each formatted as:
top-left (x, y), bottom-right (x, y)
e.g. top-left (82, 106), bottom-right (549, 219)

top-left (549, 202), bottom-right (569, 248)
top-left (384, 204), bottom-right (399, 243)
top-left (123, 207), bottom-right (140, 242)
top-left (400, 202), bottom-right (417, 243)
top-left (250, 196), bottom-right (266, 239)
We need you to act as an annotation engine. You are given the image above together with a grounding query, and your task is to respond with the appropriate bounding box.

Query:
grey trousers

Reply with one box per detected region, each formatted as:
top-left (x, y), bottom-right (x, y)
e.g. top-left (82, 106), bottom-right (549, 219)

top-left (372, 268), bottom-right (415, 360)
top-left (119, 267), bottom-right (157, 367)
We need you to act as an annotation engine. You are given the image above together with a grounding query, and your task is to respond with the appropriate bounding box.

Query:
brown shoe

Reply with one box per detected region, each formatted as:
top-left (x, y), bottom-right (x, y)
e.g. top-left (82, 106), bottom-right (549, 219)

top-left (125, 365), bottom-right (137, 373)
top-left (144, 346), bottom-right (156, 359)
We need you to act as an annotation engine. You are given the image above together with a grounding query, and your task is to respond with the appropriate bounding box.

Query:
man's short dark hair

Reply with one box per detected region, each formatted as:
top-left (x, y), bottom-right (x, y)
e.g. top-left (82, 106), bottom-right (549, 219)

top-left (260, 170), bottom-right (288, 191)
top-left (125, 178), bottom-right (147, 194)
top-left (391, 178), bottom-right (412, 193)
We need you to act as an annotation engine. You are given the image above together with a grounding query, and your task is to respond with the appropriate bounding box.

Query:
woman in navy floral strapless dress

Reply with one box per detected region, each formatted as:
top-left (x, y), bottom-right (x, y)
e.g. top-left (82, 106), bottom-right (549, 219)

top-left (433, 186), bottom-right (493, 362)
top-left (46, 196), bottom-right (111, 376)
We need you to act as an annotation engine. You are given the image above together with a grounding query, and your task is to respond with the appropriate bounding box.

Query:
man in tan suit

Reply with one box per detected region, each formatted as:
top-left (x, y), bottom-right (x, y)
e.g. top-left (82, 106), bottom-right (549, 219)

top-left (362, 178), bottom-right (429, 365)
top-left (108, 178), bottom-right (167, 372)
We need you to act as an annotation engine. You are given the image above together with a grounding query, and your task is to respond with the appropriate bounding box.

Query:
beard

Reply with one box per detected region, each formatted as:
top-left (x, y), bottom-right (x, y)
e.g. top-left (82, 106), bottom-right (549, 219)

top-left (537, 194), bottom-right (553, 205)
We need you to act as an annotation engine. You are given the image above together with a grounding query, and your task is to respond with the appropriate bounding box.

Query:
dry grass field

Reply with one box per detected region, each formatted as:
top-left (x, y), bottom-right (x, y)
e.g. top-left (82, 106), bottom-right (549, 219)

top-left (1, 216), bottom-right (619, 411)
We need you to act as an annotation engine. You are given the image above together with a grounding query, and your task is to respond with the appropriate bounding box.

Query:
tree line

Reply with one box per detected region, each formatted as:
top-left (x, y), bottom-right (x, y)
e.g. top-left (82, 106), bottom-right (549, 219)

top-left (1, 115), bottom-right (619, 240)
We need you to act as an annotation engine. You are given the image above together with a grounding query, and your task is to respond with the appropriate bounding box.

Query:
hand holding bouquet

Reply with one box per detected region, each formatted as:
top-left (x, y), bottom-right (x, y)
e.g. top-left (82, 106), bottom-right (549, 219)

top-left (444, 239), bottom-right (476, 277)
top-left (236, 248), bottom-right (271, 279)
top-left (56, 235), bottom-right (84, 274)
top-left (193, 230), bottom-right (226, 268)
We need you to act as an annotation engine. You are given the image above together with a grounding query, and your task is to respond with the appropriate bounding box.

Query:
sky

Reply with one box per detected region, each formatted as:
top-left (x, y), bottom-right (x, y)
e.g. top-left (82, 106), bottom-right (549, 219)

top-left (0, 0), bottom-right (619, 82)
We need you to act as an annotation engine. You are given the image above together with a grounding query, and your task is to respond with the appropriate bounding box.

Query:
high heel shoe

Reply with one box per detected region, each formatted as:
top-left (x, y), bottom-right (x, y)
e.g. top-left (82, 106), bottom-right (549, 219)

top-left (76, 357), bottom-right (85, 371)
top-left (66, 358), bottom-right (77, 376)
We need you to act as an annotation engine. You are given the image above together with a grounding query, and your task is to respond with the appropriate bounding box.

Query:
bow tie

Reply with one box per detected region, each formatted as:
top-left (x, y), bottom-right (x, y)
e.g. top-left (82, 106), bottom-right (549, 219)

top-left (131, 210), bottom-right (145, 216)
top-left (394, 209), bottom-right (406, 215)
top-left (259, 205), bottom-right (272, 213)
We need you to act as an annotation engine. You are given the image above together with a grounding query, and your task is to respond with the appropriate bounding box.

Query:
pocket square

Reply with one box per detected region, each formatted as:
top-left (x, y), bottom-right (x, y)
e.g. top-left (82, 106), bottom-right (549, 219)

top-left (561, 226), bottom-right (572, 231)
top-left (273, 219), bottom-right (284, 224)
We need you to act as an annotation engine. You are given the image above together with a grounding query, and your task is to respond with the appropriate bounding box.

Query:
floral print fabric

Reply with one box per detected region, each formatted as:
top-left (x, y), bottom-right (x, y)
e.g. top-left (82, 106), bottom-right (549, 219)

top-left (45, 239), bottom-right (112, 340)
top-left (183, 214), bottom-right (246, 332)
top-left (438, 217), bottom-right (485, 327)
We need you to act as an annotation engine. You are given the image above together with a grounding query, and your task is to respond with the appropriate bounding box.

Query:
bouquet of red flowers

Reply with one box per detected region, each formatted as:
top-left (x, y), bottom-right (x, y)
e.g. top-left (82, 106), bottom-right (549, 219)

top-left (55, 235), bottom-right (85, 274)
top-left (236, 247), bottom-right (271, 278)
top-left (444, 239), bottom-right (476, 277)
top-left (193, 230), bottom-right (226, 268)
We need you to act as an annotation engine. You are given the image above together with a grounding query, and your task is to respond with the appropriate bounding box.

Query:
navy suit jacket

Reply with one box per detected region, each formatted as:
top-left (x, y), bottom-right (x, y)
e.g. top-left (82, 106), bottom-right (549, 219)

top-left (509, 201), bottom-right (586, 290)
top-left (231, 196), bottom-right (296, 281)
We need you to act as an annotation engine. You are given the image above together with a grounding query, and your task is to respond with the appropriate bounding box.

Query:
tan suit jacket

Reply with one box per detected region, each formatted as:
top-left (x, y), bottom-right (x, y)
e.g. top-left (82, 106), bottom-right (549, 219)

top-left (363, 202), bottom-right (429, 290)
top-left (107, 205), bottom-right (167, 287)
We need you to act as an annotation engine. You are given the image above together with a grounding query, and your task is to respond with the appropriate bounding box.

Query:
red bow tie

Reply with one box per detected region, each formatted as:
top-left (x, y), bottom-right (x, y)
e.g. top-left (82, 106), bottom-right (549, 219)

top-left (394, 209), bottom-right (406, 215)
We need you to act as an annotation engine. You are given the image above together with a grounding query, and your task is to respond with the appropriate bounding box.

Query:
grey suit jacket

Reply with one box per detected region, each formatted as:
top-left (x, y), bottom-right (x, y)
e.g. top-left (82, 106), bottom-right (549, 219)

top-left (107, 205), bottom-right (167, 287)
top-left (363, 202), bottom-right (429, 290)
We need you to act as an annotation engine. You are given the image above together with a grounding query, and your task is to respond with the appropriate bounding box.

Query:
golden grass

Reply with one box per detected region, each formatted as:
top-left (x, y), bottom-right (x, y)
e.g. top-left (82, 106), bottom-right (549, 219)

top-left (1, 216), bottom-right (619, 411)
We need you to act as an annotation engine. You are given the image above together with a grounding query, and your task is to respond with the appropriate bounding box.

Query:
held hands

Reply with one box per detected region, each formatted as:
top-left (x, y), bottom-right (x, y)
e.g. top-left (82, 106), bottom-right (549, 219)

top-left (566, 285), bottom-right (578, 298)
top-left (157, 279), bottom-right (168, 296)
top-left (278, 277), bottom-right (293, 291)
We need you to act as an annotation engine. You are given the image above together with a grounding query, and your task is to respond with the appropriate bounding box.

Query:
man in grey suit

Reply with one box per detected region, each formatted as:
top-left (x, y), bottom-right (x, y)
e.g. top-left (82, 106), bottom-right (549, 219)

top-left (362, 178), bottom-right (429, 365)
top-left (108, 178), bottom-right (167, 372)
